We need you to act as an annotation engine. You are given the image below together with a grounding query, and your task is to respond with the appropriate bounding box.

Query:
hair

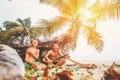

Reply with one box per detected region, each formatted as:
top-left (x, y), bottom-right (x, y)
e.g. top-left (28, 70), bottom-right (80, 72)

top-left (30, 38), bottom-right (40, 44)
top-left (52, 43), bottom-right (59, 48)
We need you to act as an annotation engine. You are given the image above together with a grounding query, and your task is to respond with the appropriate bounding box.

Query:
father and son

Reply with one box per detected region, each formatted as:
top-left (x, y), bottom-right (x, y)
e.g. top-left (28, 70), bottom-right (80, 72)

top-left (25, 38), bottom-right (69, 70)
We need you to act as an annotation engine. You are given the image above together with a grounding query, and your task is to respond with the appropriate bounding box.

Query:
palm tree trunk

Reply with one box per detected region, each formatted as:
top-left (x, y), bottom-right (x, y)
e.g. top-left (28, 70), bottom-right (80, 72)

top-left (20, 33), bottom-right (25, 45)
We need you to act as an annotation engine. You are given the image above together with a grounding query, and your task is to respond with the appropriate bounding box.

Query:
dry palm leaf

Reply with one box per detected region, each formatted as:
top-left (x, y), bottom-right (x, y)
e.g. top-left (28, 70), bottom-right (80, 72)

top-left (54, 70), bottom-right (73, 80)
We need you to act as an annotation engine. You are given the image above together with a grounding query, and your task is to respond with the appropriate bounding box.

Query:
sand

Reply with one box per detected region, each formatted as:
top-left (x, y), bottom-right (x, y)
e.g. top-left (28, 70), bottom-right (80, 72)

top-left (25, 60), bottom-right (120, 80)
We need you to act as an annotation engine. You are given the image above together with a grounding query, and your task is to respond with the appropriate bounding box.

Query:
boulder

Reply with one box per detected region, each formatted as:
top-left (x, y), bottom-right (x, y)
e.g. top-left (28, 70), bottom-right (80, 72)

top-left (0, 44), bottom-right (25, 80)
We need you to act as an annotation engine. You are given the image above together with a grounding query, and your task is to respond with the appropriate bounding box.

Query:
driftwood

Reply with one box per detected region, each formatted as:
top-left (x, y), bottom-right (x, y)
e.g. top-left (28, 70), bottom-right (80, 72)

top-left (104, 62), bottom-right (120, 80)
top-left (80, 75), bottom-right (95, 80)
top-left (80, 64), bottom-right (97, 69)
top-left (42, 69), bottom-right (74, 80)
top-left (68, 58), bottom-right (97, 69)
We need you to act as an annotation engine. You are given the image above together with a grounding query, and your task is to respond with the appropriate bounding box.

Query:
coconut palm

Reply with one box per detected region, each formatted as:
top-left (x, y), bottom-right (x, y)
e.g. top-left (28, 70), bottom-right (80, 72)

top-left (0, 18), bottom-right (42, 44)
top-left (0, 26), bottom-right (2, 31)
top-left (39, 0), bottom-right (120, 52)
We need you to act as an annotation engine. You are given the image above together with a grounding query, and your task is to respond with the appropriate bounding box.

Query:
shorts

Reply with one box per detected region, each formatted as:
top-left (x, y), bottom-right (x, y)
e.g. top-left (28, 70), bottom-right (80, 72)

top-left (25, 61), bottom-right (41, 68)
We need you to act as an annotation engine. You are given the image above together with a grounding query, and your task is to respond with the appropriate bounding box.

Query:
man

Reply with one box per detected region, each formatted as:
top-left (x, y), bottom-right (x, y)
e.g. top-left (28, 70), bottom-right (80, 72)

top-left (0, 44), bottom-right (24, 80)
top-left (42, 44), bottom-right (68, 67)
top-left (25, 38), bottom-right (46, 70)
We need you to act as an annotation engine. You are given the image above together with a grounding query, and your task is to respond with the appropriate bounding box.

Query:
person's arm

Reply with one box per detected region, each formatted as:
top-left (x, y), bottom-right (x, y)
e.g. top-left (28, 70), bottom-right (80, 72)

top-left (25, 52), bottom-right (36, 66)
top-left (59, 50), bottom-right (69, 59)
top-left (26, 48), bottom-right (39, 59)
top-left (59, 50), bottom-right (64, 56)
top-left (44, 50), bottom-right (52, 61)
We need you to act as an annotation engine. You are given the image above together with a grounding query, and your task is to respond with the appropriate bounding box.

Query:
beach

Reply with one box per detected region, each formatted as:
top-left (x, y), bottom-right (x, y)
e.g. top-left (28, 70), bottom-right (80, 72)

top-left (51, 60), bottom-right (120, 80)
top-left (25, 60), bottom-right (120, 80)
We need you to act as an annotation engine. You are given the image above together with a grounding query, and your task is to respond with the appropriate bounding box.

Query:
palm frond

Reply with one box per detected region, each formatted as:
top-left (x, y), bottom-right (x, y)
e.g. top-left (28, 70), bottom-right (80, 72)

top-left (3, 21), bottom-right (20, 30)
top-left (40, 0), bottom-right (88, 17)
top-left (88, 0), bottom-right (120, 21)
top-left (100, 0), bottom-right (120, 20)
top-left (0, 26), bottom-right (24, 43)
top-left (38, 16), bottom-right (68, 36)
top-left (38, 0), bottom-right (120, 53)
top-left (58, 21), bottom-right (80, 52)
top-left (83, 26), bottom-right (104, 52)
top-left (40, 0), bottom-right (63, 7)
top-left (81, 0), bottom-right (120, 29)
top-left (23, 17), bottom-right (31, 28)
top-left (29, 27), bottom-right (42, 38)
top-left (16, 18), bottom-right (25, 27)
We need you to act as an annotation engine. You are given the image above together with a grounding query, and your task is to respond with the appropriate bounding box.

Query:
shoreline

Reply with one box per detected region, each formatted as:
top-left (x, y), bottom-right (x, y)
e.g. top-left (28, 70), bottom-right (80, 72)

top-left (66, 60), bottom-right (120, 65)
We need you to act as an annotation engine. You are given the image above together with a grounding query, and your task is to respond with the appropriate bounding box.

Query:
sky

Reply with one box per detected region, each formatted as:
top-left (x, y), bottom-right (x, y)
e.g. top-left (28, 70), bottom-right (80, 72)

top-left (0, 0), bottom-right (120, 60)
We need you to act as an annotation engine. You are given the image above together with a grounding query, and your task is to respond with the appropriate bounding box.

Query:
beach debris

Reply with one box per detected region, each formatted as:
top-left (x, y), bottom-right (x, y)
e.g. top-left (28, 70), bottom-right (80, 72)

top-left (104, 62), bottom-right (120, 80)
top-left (87, 70), bottom-right (94, 76)
top-left (47, 64), bottom-right (53, 69)
top-left (67, 63), bottom-right (97, 69)
top-left (66, 64), bottom-right (77, 66)
top-left (80, 75), bottom-right (95, 80)
top-left (25, 75), bottom-right (38, 80)
top-left (73, 67), bottom-right (80, 71)
top-left (25, 69), bottom-right (39, 80)
top-left (54, 70), bottom-right (74, 80)
top-left (79, 63), bottom-right (97, 69)
top-left (36, 71), bottom-right (43, 77)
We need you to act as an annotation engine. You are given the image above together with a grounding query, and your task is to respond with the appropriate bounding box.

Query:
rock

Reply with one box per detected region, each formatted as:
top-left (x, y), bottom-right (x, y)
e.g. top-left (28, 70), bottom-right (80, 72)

top-left (0, 44), bottom-right (25, 80)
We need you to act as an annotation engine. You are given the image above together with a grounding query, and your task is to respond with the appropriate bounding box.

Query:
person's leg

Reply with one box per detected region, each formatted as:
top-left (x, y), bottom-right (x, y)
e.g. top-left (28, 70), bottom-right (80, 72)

top-left (35, 62), bottom-right (47, 70)
top-left (55, 58), bottom-right (66, 66)
top-left (42, 58), bottom-right (54, 66)
top-left (40, 63), bottom-right (47, 69)
top-left (42, 58), bottom-right (46, 63)
top-left (42, 58), bottom-right (57, 68)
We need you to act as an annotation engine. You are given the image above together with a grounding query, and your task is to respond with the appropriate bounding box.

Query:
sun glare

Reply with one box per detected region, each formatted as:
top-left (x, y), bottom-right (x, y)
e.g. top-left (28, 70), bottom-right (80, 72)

top-left (80, 0), bottom-right (97, 26)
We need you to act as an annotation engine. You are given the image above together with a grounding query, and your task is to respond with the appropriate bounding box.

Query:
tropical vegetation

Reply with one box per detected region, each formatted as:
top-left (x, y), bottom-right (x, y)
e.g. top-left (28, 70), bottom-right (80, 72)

top-left (1, 0), bottom-right (120, 53)
top-left (39, 0), bottom-right (120, 52)
top-left (0, 18), bottom-right (43, 45)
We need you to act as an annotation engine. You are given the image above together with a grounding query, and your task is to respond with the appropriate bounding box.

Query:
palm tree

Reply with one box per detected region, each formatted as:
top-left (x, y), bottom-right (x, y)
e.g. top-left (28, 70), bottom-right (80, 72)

top-left (0, 18), bottom-right (42, 44)
top-left (0, 26), bottom-right (3, 31)
top-left (39, 0), bottom-right (120, 52)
